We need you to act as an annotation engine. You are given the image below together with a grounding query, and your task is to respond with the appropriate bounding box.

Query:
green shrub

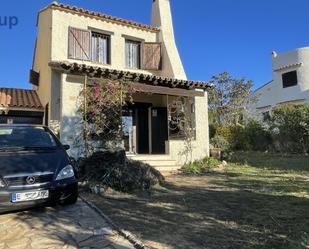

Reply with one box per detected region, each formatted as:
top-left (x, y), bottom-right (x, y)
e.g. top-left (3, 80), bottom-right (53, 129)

top-left (209, 123), bottom-right (217, 139)
top-left (210, 135), bottom-right (230, 151)
top-left (245, 119), bottom-right (272, 151)
top-left (230, 124), bottom-right (251, 151)
top-left (182, 157), bottom-right (222, 174)
top-left (216, 125), bottom-right (233, 143)
top-left (212, 120), bottom-right (272, 152)
top-left (268, 104), bottom-right (309, 153)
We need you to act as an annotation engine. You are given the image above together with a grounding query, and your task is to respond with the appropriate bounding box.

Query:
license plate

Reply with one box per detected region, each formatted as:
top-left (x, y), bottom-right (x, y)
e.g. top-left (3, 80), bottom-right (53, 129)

top-left (12, 190), bottom-right (49, 203)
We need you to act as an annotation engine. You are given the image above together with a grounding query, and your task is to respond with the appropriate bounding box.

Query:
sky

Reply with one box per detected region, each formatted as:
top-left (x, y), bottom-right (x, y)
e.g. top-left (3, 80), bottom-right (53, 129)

top-left (1, 0), bottom-right (309, 90)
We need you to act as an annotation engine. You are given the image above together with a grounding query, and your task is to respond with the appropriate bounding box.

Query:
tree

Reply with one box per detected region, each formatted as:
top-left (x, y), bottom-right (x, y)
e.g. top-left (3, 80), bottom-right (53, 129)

top-left (208, 72), bottom-right (254, 126)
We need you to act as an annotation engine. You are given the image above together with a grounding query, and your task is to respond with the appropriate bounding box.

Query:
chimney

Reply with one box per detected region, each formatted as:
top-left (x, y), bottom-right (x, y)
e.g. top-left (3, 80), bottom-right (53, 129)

top-left (152, 0), bottom-right (175, 37)
top-left (152, 0), bottom-right (187, 80)
top-left (272, 51), bottom-right (278, 59)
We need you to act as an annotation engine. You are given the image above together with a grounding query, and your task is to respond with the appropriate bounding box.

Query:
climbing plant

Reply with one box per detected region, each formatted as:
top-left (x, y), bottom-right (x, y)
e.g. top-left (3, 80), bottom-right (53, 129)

top-left (79, 78), bottom-right (141, 155)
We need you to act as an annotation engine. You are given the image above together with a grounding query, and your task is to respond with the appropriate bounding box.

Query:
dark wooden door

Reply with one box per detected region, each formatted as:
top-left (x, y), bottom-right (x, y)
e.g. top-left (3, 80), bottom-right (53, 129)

top-left (136, 105), bottom-right (150, 154)
top-left (151, 108), bottom-right (168, 154)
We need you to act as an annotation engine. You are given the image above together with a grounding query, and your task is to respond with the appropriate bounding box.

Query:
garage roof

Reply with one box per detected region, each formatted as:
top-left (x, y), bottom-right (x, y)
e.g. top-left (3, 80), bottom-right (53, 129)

top-left (0, 88), bottom-right (43, 110)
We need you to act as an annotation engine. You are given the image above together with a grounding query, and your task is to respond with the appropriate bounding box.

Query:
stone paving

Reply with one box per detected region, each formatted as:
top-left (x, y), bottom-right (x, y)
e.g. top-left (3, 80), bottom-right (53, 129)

top-left (0, 200), bottom-right (135, 249)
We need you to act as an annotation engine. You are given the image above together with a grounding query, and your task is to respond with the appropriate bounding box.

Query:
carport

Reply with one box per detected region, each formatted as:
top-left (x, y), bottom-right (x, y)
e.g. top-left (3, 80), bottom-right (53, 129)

top-left (0, 88), bottom-right (44, 125)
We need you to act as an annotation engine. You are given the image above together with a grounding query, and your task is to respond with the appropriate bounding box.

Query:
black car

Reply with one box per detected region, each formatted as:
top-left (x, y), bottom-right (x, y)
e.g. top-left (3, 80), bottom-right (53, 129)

top-left (0, 125), bottom-right (78, 214)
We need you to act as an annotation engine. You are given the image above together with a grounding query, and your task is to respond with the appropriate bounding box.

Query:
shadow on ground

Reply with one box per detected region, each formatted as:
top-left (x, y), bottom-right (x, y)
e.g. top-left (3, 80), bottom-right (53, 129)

top-left (0, 201), bottom-right (134, 249)
top-left (83, 171), bottom-right (309, 249)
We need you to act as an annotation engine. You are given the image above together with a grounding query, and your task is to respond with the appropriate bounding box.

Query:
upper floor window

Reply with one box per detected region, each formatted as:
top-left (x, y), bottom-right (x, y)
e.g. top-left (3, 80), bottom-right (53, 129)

top-left (68, 27), bottom-right (110, 65)
top-left (282, 71), bottom-right (298, 88)
top-left (91, 32), bottom-right (110, 64)
top-left (68, 27), bottom-right (162, 70)
top-left (125, 40), bottom-right (141, 69)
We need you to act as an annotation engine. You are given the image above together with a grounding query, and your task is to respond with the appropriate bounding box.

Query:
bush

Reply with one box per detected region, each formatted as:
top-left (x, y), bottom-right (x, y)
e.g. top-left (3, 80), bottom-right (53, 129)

top-left (230, 124), bottom-right (251, 151)
top-left (210, 135), bottom-right (230, 151)
top-left (268, 104), bottom-right (309, 153)
top-left (213, 120), bottom-right (272, 152)
top-left (246, 120), bottom-right (272, 151)
top-left (77, 150), bottom-right (165, 192)
top-left (209, 123), bottom-right (217, 139)
top-left (216, 125), bottom-right (233, 142)
top-left (211, 104), bottom-right (309, 154)
top-left (182, 157), bottom-right (222, 174)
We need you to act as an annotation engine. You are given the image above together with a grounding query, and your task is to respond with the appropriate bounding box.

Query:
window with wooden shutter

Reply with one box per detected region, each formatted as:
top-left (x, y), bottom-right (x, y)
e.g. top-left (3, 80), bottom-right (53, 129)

top-left (142, 43), bottom-right (161, 70)
top-left (68, 27), bottom-right (91, 61)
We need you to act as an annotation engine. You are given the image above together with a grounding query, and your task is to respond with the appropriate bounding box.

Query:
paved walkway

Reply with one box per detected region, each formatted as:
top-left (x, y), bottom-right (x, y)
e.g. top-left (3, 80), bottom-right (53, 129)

top-left (0, 200), bottom-right (135, 249)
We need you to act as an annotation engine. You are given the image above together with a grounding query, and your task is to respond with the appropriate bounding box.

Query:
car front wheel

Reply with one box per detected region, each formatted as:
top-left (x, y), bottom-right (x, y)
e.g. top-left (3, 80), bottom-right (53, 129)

top-left (61, 190), bottom-right (78, 205)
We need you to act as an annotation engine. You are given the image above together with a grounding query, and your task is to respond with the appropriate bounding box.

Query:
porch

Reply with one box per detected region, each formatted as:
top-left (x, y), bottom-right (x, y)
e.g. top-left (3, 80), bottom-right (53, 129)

top-left (49, 61), bottom-right (211, 168)
top-left (121, 87), bottom-right (206, 172)
top-left (122, 92), bottom-right (196, 153)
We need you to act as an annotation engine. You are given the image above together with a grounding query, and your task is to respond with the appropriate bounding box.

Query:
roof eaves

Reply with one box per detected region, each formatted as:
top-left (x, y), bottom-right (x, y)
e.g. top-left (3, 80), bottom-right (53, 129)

top-left (253, 80), bottom-right (274, 93)
top-left (49, 61), bottom-right (212, 90)
top-left (0, 88), bottom-right (44, 110)
top-left (40, 1), bottom-right (160, 32)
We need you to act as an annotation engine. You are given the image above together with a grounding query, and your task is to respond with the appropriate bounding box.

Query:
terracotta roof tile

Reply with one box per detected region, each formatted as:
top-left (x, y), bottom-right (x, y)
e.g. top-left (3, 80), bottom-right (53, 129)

top-left (43, 2), bottom-right (160, 33)
top-left (49, 61), bottom-right (213, 90)
top-left (0, 88), bottom-right (43, 110)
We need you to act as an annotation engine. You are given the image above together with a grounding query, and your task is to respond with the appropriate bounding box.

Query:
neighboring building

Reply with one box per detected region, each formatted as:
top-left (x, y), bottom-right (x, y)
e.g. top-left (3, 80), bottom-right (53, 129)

top-left (248, 47), bottom-right (309, 119)
top-left (0, 88), bottom-right (44, 124)
top-left (31, 1), bottom-right (211, 171)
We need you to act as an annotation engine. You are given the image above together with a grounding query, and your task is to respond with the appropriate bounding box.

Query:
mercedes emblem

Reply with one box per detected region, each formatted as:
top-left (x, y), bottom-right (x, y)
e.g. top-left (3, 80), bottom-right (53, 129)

top-left (26, 176), bottom-right (36, 185)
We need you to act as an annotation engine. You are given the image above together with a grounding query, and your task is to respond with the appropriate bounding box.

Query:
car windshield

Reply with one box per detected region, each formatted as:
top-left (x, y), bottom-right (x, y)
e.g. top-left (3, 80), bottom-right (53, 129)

top-left (0, 126), bottom-right (57, 150)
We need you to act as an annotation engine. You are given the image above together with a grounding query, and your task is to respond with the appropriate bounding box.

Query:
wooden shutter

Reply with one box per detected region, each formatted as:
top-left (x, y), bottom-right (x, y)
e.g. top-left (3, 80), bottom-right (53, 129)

top-left (142, 43), bottom-right (161, 70)
top-left (68, 27), bottom-right (91, 60)
top-left (29, 70), bottom-right (40, 86)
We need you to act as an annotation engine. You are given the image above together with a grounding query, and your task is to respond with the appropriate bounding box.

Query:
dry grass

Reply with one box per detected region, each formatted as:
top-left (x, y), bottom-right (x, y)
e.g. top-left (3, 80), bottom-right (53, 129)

top-left (82, 152), bottom-right (309, 249)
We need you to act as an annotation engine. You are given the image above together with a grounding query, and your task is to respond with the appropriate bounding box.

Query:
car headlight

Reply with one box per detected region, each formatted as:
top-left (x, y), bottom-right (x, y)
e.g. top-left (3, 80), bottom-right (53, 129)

top-left (0, 178), bottom-right (6, 188)
top-left (56, 165), bottom-right (75, 180)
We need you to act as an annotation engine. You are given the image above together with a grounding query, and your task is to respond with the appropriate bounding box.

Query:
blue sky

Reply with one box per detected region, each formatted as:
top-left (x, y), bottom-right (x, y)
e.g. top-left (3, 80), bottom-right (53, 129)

top-left (1, 0), bottom-right (309, 90)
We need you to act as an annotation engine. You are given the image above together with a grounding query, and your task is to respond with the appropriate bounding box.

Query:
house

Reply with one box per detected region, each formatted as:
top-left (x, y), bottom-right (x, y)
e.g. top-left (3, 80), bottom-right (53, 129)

top-left (0, 88), bottom-right (44, 124)
top-left (248, 47), bottom-right (309, 119)
top-left (31, 0), bottom-right (211, 171)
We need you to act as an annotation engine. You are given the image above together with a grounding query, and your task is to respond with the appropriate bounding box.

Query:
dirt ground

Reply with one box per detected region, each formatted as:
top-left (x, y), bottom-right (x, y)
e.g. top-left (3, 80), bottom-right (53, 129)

top-left (82, 153), bottom-right (309, 249)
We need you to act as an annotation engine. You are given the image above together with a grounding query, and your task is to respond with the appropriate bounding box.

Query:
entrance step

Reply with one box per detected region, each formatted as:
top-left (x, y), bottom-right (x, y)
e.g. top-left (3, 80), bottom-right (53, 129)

top-left (126, 154), bottom-right (172, 161)
top-left (126, 154), bottom-right (182, 173)
top-left (154, 165), bottom-right (182, 172)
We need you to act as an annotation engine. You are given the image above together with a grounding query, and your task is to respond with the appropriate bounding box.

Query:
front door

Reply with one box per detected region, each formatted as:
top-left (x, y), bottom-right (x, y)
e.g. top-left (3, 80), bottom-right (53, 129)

top-left (136, 104), bottom-right (150, 154)
top-left (151, 108), bottom-right (168, 154)
top-left (126, 103), bottom-right (168, 155)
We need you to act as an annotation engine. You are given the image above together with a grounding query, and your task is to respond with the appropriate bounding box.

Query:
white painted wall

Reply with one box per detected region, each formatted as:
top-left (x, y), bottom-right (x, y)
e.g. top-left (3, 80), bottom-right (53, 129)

top-left (248, 47), bottom-right (309, 117)
top-left (59, 74), bottom-right (85, 158)
top-left (169, 92), bottom-right (210, 164)
top-left (152, 0), bottom-right (187, 80)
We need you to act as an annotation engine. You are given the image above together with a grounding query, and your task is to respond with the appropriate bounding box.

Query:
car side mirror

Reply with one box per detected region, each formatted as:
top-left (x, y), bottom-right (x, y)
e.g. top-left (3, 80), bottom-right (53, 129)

top-left (63, 145), bottom-right (70, 151)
